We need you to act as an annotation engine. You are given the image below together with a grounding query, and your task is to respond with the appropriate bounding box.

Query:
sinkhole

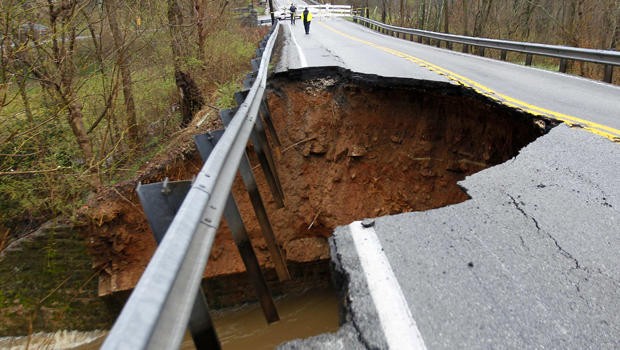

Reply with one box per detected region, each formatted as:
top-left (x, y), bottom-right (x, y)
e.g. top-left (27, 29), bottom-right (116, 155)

top-left (204, 66), bottom-right (553, 307)
top-left (196, 67), bottom-right (555, 347)
top-left (265, 66), bottom-right (551, 248)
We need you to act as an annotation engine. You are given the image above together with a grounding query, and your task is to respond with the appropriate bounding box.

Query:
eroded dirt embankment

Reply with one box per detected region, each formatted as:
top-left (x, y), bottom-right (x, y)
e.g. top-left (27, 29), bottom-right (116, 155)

top-left (84, 67), bottom-right (551, 303)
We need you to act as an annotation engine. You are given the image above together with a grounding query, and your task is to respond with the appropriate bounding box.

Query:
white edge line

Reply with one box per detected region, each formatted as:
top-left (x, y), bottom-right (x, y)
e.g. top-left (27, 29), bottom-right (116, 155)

top-left (287, 22), bottom-right (308, 68)
top-left (349, 221), bottom-right (427, 350)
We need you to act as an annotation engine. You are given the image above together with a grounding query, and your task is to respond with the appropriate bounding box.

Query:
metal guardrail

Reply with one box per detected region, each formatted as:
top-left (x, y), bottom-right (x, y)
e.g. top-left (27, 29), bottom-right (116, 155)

top-left (101, 23), bottom-right (280, 350)
top-left (353, 16), bottom-right (620, 83)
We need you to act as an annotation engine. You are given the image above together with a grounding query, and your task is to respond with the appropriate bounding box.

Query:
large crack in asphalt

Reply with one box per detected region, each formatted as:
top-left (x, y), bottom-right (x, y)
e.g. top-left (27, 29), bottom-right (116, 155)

top-left (507, 193), bottom-right (582, 270)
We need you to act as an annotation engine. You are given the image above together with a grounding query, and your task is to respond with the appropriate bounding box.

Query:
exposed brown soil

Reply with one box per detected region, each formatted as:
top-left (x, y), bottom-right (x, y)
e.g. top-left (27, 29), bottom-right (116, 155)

top-left (82, 67), bottom-right (551, 298)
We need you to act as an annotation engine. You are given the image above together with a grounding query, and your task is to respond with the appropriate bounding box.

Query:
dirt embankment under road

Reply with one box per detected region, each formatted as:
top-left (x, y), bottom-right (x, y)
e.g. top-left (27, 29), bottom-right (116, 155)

top-left (83, 67), bottom-right (552, 303)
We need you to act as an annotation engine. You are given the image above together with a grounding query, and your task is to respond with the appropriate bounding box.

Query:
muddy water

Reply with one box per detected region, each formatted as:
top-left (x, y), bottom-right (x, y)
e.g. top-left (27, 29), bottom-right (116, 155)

top-left (22, 288), bottom-right (338, 349)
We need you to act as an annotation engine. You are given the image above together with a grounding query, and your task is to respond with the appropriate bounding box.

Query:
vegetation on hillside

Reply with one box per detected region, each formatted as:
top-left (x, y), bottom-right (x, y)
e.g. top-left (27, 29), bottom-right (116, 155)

top-left (0, 0), bottom-right (267, 244)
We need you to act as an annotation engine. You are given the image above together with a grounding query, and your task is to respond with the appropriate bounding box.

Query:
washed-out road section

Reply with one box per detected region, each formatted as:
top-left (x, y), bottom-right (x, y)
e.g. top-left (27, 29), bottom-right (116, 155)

top-left (275, 16), bottom-right (620, 350)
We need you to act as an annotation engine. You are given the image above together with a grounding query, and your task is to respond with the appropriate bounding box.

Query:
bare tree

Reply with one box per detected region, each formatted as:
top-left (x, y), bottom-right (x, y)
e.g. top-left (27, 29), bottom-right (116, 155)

top-left (28, 0), bottom-right (96, 168)
top-left (104, 0), bottom-right (139, 145)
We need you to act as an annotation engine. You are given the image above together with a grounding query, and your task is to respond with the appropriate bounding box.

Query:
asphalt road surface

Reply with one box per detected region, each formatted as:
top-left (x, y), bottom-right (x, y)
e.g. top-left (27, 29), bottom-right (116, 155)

top-left (273, 16), bottom-right (620, 350)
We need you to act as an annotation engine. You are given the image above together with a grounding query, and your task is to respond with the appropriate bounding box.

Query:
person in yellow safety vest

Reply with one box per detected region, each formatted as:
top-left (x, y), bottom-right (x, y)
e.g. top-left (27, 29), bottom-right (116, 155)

top-left (302, 8), bottom-right (312, 34)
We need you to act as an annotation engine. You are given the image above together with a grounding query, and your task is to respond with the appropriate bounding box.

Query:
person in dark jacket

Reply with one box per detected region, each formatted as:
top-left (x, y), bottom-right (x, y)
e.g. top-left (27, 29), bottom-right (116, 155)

top-left (302, 8), bottom-right (312, 34)
top-left (289, 4), bottom-right (297, 24)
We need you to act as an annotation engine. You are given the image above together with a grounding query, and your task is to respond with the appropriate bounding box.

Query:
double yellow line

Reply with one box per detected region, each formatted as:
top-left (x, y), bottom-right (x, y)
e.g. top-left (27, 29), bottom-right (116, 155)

top-left (318, 21), bottom-right (620, 142)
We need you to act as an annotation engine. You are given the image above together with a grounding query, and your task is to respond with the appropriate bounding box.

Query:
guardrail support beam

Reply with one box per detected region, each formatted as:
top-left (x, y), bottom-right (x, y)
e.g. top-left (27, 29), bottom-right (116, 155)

top-left (260, 99), bottom-right (281, 148)
top-left (525, 53), bottom-right (533, 66)
top-left (194, 131), bottom-right (285, 318)
top-left (500, 50), bottom-right (507, 61)
top-left (559, 58), bottom-right (568, 73)
top-left (136, 180), bottom-right (222, 350)
top-left (202, 125), bottom-right (291, 282)
top-left (604, 64), bottom-right (613, 83)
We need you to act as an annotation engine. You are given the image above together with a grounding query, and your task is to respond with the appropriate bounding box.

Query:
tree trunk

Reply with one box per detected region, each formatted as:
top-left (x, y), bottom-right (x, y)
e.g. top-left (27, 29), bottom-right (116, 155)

top-left (67, 94), bottom-right (94, 165)
top-left (609, 0), bottom-right (619, 49)
top-left (104, 0), bottom-right (138, 145)
top-left (418, 0), bottom-right (426, 29)
top-left (168, 0), bottom-right (204, 127)
top-left (195, 0), bottom-right (207, 62)
top-left (443, 0), bottom-right (449, 33)
top-left (473, 0), bottom-right (493, 38)
top-left (381, 0), bottom-right (387, 23)
top-left (463, 0), bottom-right (469, 35)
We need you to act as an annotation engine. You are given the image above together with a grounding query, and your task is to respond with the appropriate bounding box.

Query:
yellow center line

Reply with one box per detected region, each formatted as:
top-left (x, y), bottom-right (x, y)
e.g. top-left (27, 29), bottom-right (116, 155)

top-left (318, 21), bottom-right (620, 142)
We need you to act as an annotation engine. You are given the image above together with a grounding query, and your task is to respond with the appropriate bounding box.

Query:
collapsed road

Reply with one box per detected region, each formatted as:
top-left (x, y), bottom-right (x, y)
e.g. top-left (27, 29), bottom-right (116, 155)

top-left (85, 14), bottom-right (620, 349)
top-left (274, 16), bottom-right (620, 350)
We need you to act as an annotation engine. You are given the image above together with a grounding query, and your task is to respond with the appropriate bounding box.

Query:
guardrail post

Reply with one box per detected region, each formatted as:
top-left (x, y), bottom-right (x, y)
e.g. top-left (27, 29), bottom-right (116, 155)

top-left (446, 41), bottom-right (453, 50)
top-left (260, 99), bottom-right (281, 148)
top-left (217, 112), bottom-right (291, 282)
top-left (525, 53), bottom-right (533, 66)
top-left (477, 46), bottom-right (485, 57)
top-left (603, 64), bottom-right (613, 83)
top-left (194, 131), bottom-right (284, 320)
top-left (462, 44), bottom-right (469, 53)
top-left (559, 58), bottom-right (568, 73)
top-left (221, 108), bottom-right (285, 209)
top-left (233, 93), bottom-right (285, 205)
top-left (136, 180), bottom-right (222, 350)
top-left (500, 50), bottom-right (507, 61)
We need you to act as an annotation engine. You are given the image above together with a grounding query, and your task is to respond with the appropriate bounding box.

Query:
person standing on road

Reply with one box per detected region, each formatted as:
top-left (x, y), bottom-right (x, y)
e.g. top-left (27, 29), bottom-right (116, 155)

top-left (302, 7), bottom-right (312, 34)
top-left (289, 4), bottom-right (297, 24)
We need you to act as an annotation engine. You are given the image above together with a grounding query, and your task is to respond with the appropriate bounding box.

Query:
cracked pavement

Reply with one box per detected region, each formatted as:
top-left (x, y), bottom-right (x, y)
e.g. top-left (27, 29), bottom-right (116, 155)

top-left (280, 125), bottom-right (620, 349)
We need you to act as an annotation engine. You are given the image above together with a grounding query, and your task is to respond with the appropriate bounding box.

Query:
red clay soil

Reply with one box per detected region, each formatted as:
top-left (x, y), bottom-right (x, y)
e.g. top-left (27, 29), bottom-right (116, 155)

top-left (82, 68), bottom-right (548, 296)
